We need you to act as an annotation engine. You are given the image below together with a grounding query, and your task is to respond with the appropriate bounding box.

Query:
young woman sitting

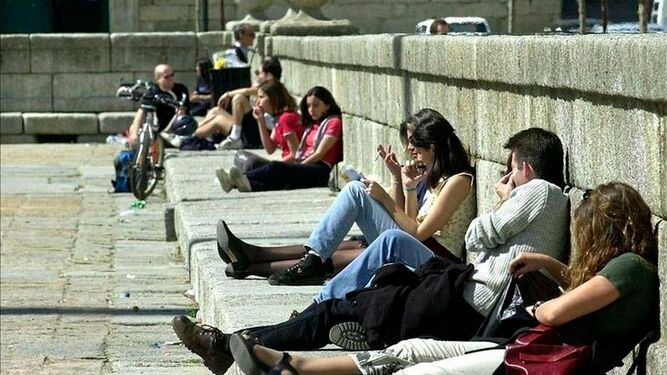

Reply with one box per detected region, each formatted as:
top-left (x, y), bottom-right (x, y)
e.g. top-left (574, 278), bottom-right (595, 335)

top-left (230, 181), bottom-right (659, 375)
top-left (217, 116), bottom-right (432, 279)
top-left (217, 86), bottom-right (343, 192)
top-left (219, 108), bottom-right (476, 286)
top-left (215, 80), bottom-right (303, 193)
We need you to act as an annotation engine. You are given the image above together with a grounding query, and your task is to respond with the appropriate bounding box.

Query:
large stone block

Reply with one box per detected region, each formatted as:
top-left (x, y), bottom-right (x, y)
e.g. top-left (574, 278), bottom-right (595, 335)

top-left (52, 73), bottom-right (136, 112)
top-left (110, 32), bottom-right (197, 72)
top-left (342, 114), bottom-right (399, 187)
top-left (30, 34), bottom-right (110, 73)
top-left (0, 134), bottom-right (37, 144)
top-left (99, 112), bottom-right (136, 134)
top-left (567, 100), bottom-right (666, 217)
top-left (23, 113), bottom-right (98, 135)
top-left (0, 74), bottom-right (52, 112)
top-left (273, 34), bottom-right (402, 69)
top-left (0, 35), bottom-right (30, 73)
top-left (0, 113), bottom-right (23, 134)
top-left (648, 220), bottom-right (667, 373)
top-left (474, 159), bottom-right (505, 218)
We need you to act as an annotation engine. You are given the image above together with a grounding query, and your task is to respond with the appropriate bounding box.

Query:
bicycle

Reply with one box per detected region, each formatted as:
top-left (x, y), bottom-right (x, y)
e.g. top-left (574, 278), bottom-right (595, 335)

top-left (116, 80), bottom-right (185, 200)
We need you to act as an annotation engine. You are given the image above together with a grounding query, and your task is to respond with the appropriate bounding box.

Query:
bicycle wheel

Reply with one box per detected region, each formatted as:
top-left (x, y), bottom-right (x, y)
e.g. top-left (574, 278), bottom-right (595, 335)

top-left (129, 127), bottom-right (151, 200)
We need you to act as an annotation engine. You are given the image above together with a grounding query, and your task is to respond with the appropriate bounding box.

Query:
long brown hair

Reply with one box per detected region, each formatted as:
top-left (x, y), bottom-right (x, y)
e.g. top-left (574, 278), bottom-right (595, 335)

top-left (566, 182), bottom-right (657, 289)
top-left (258, 81), bottom-right (297, 115)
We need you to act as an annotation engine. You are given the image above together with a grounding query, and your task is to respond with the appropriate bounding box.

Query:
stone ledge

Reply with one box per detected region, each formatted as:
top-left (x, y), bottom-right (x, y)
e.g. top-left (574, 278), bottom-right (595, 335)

top-left (0, 34), bottom-right (30, 73)
top-left (0, 112), bottom-right (23, 134)
top-left (30, 34), bottom-right (111, 73)
top-left (110, 32), bottom-right (198, 72)
top-left (23, 113), bottom-right (98, 135)
top-left (99, 112), bottom-right (136, 134)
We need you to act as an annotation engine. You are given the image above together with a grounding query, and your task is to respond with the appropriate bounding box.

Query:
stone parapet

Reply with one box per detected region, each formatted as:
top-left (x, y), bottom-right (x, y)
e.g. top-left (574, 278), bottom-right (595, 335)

top-left (99, 112), bottom-right (136, 134)
top-left (53, 73), bottom-right (136, 112)
top-left (0, 74), bottom-right (52, 112)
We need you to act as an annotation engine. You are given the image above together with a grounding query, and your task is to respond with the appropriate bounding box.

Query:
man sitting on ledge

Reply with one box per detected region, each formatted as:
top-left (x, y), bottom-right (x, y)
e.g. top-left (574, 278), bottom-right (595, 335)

top-left (192, 56), bottom-right (283, 150)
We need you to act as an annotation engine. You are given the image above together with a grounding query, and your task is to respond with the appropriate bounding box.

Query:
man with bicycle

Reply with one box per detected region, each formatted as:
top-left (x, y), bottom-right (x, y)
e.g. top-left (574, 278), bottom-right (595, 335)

top-left (127, 64), bottom-right (190, 149)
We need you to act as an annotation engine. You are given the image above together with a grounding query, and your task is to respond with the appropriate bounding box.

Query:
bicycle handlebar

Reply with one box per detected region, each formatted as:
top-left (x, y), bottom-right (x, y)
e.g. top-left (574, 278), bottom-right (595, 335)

top-left (116, 80), bottom-right (187, 108)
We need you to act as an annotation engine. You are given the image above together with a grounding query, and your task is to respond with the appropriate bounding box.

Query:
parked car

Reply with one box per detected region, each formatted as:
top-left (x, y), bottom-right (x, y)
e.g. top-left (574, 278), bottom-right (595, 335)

top-left (415, 16), bottom-right (491, 35)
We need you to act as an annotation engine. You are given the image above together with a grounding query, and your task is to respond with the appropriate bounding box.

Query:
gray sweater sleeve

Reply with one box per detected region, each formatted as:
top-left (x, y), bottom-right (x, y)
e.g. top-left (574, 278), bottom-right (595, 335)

top-left (465, 180), bottom-right (549, 253)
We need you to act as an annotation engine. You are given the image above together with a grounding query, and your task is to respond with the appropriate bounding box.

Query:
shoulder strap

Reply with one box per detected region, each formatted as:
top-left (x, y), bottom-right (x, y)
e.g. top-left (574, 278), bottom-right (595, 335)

top-left (625, 329), bottom-right (658, 375)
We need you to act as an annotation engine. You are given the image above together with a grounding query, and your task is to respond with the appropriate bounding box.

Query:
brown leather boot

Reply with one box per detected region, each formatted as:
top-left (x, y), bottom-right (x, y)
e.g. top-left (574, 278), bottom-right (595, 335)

top-left (172, 315), bottom-right (233, 375)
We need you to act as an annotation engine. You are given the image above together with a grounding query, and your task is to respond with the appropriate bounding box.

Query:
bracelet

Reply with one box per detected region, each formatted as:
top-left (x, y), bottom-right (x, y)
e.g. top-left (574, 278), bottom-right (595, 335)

top-left (531, 301), bottom-right (544, 316)
top-left (403, 185), bottom-right (417, 192)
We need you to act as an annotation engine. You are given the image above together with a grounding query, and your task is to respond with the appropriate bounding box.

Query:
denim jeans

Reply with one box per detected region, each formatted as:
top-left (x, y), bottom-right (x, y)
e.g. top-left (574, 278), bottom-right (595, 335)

top-left (305, 181), bottom-right (401, 259)
top-left (315, 229), bottom-right (435, 303)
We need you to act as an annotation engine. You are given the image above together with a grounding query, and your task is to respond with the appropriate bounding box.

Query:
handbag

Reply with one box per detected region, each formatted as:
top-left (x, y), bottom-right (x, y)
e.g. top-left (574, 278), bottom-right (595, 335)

top-left (504, 324), bottom-right (592, 375)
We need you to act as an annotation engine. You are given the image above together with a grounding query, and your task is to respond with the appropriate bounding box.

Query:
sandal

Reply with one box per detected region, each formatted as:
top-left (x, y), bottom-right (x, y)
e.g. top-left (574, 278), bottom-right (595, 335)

top-left (229, 331), bottom-right (270, 375)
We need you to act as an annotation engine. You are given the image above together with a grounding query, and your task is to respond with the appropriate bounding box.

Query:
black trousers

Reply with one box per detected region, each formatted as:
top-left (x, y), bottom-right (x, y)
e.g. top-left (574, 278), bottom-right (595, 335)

top-left (245, 160), bottom-right (331, 192)
top-left (244, 298), bottom-right (360, 351)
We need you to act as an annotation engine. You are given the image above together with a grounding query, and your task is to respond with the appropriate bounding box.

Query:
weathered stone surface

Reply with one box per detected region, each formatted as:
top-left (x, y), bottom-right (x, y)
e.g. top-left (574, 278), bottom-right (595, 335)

top-left (23, 113), bottom-right (98, 135)
top-left (196, 31), bottom-right (233, 60)
top-left (30, 34), bottom-right (111, 73)
top-left (0, 113), bottom-right (23, 134)
top-left (99, 112), bottom-right (136, 134)
top-left (52, 73), bottom-right (136, 112)
top-left (0, 74), bottom-right (52, 112)
top-left (110, 32), bottom-right (197, 72)
top-left (0, 34), bottom-right (30, 73)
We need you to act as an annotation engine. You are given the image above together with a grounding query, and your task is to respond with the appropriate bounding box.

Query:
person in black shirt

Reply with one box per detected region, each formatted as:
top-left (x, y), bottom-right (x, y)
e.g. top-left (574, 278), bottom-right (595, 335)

top-left (127, 64), bottom-right (189, 149)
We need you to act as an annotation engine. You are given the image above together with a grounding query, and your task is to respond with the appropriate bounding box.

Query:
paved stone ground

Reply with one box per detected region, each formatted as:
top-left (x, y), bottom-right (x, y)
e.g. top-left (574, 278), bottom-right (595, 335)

top-left (0, 144), bottom-right (209, 374)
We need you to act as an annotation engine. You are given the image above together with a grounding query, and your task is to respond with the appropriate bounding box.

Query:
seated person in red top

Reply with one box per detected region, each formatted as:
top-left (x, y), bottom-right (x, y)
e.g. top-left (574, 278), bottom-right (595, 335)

top-left (215, 81), bottom-right (303, 192)
top-left (219, 86), bottom-right (343, 192)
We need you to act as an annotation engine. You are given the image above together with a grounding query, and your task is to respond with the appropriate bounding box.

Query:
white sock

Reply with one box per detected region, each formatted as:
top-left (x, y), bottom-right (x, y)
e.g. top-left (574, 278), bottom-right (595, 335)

top-left (230, 124), bottom-right (242, 140)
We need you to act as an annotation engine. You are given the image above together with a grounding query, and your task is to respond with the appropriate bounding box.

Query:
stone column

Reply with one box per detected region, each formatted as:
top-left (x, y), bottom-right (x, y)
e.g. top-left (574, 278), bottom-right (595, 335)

top-left (268, 0), bottom-right (358, 36)
top-left (226, 0), bottom-right (272, 30)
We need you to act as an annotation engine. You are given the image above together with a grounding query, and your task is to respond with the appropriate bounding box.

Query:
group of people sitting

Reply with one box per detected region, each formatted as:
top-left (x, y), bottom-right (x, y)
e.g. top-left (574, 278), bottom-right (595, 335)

top-left (124, 25), bottom-right (659, 375)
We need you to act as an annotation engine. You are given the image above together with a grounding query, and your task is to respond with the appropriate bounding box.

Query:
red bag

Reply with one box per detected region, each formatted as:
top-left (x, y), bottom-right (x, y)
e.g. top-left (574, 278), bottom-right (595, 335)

top-left (505, 324), bottom-right (592, 375)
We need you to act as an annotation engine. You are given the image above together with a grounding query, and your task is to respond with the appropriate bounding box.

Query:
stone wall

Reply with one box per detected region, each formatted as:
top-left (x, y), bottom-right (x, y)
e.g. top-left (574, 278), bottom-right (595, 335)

top-left (268, 33), bottom-right (666, 373)
top-left (0, 31), bottom-right (238, 141)
top-left (111, 0), bottom-right (561, 34)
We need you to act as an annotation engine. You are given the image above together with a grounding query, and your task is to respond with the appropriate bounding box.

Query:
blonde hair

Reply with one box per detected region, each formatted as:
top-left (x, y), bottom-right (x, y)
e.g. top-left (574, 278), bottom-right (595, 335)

top-left (567, 182), bottom-right (656, 289)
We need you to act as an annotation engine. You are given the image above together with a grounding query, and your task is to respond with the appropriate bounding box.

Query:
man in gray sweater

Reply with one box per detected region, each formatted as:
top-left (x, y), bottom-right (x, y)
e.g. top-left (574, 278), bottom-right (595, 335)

top-left (172, 128), bottom-right (571, 370)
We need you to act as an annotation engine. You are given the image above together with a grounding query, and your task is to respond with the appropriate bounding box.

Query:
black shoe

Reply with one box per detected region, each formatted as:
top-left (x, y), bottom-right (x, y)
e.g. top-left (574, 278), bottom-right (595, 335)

top-left (267, 253), bottom-right (327, 286)
top-left (171, 315), bottom-right (233, 374)
top-left (329, 321), bottom-right (371, 351)
top-left (225, 263), bottom-right (249, 279)
top-left (216, 220), bottom-right (252, 269)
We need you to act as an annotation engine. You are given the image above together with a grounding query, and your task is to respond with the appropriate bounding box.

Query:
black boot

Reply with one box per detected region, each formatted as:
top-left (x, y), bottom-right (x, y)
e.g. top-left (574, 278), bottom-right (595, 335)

top-left (216, 220), bottom-right (254, 269)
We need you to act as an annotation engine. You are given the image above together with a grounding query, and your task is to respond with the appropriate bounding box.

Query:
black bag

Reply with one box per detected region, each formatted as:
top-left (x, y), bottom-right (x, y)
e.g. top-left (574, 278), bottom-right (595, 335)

top-left (476, 271), bottom-right (561, 340)
top-left (179, 137), bottom-right (216, 151)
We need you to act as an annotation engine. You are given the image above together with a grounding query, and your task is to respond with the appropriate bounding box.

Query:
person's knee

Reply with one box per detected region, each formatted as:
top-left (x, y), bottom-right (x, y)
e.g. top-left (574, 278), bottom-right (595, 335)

top-left (231, 94), bottom-right (250, 113)
top-left (342, 180), bottom-right (366, 198)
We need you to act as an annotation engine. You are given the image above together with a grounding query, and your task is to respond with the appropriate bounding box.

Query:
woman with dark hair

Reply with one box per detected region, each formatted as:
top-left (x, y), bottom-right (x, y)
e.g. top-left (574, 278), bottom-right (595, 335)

top-left (218, 108), bottom-right (476, 286)
top-left (228, 182), bottom-right (658, 375)
top-left (219, 86), bottom-right (344, 193)
top-left (215, 80), bottom-right (303, 192)
top-left (189, 58), bottom-right (214, 116)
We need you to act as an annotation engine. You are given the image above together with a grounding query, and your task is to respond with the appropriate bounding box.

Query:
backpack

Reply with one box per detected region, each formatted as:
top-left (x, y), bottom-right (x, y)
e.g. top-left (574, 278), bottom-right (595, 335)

top-left (111, 150), bottom-right (135, 193)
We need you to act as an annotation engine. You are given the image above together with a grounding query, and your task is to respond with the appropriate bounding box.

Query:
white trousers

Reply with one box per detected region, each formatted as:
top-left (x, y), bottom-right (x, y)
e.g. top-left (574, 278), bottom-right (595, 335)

top-left (351, 338), bottom-right (505, 375)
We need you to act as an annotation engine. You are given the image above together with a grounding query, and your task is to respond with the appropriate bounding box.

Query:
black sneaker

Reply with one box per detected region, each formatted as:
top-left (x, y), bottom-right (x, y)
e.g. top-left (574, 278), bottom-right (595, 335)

top-left (329, 321), bottom-right (371, 351)
top-left (267, 253), bottom-right (327, 286)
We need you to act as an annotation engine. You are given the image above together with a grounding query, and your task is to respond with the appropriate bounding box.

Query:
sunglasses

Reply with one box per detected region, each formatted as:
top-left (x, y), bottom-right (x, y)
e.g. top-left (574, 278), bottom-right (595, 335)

top-left (163, 73), bottom-right (175, 79)
top-left (583, 188), bottom-right (593, 200)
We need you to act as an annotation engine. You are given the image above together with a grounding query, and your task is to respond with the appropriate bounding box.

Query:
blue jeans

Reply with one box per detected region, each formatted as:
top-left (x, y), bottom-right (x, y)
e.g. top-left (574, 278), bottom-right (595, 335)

top-left (305, 181), bottom-right (400, 258)
top-left (315, 229), bottom-right (435, 303)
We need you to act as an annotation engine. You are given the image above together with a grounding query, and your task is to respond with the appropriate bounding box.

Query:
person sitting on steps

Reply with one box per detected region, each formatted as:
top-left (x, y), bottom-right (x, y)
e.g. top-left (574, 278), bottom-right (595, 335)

top-left (216, 114), bottom-right (434, 280)
top-left (170, 127), bottom-right (571, 375)
top-left (215, 80), bottom-right (303, 192)
top-left (229, 182), bottom-right (658, 375)
top-left (219, 108), bottom-right (476, 283)
top-left (216, 86), bottom-right (344, 193)
top-left (192, 56), bottom-right (282, 149)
